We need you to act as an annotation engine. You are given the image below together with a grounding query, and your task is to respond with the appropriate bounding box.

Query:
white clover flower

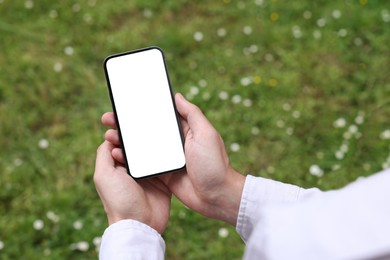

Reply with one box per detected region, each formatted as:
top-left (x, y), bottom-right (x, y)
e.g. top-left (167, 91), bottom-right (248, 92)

top-left (240, 77), bottom-right (252, 86)
top-left (309, 164), bottom-right (324, 177)
top-left (264, 53), bottom-right (274, 62)
top-left (313, 30), bottom-right (322, 39)
top-left (53, 62), bottom-right (63, 72)
top-left (72, 3), bottom-right (80, 12)
top-left (251, 126), bottom-right (260, 135)
top-left (255, 0), bottom-right (265, 6)
top-left (355, 115), bottom-right (364, 124)
top-left (340, 143), bottom-right (349, 153)
top-left (332, 10), bottom-right (342, 19)
top-left (25, 0), bottom-right (34, 9)
top-left (38, 138), bottom-right (49, 149)
top-left (73, 220), bottom-right (83, 230)
top-left (64, 46), bottom-right (74, 56)
top-left (363, 163), bottom-right (371, 171)
top-left (332, 164), bottom-right (341, 171)
top-left (231, 94), bottom-right (242, 104)
top-left (46, 211), bottom-right (60, 223)
top-left (189, 86), bottom-right (199, 96)
top-left (143, 9), bottom-right (153, 18)
top-left (333, 118), bottom-right (346, 128)
top-left (292, 110), bottom-right (301, 119)
top-left (93, 237), bottom-right (102, 248)
top-left (14, 158), bottom-right (23, 167)
top-left (33, 219), bottom-right (44, 230)
top-left (335, 150), bottom-right (345, 160)
top-left (198, 79), bottom-right (207, 88)
top-left (249, 44), bottom-right (258, 53)
top-left (348, 124), bottom-right (358, 134)
top-left (286, 127), bottom-right (294, 136)
top-left (243, 26), bottom-right (253, 35)
top-left (382, 9), bottom-right (390, 22)
top-left (49, 10), bottom-right (58, 18)
top-left (43, 248), bottom-right (51, 256)
top-left (316, 18), bottom-right (326, 27)
top-left (76, 241), bottom-right (89, 252)
top-left (303, 10), bottom-right (312, 19)
top-left (83, 14), bottom-right (93, 24)
top-left (354, 37), bottom-right (363, 46)
top-left (218, 227), bottom-right (229, 238)
top-left (193, 32), bottom-right (204, 42)
top-left (218, 91), bottom-right (229, 100)
top-left (267, 166), bottom-right (275, 173)
top-left (230, 143), bottom-right (240, 152)
top-left (337, 29), bottom-right (348, 37)
top-left (292, 25), bottom-right (302, 38)
top-left (217, 28), bottom-right (227, 37)
top-left (276, 120), bottom-right (285, 128)
top-left (343, 131), bottom-right (352, 140)
top-left (88, 0), bottom-right (96, 7)
top-left (282, 103), bottom-right (291, 111)
top-left (0, 240), bottom-right (4, 250)
top-left (243, 99), bottom-right (252, 107)
top-left (380, 129), bottom-right (390, 140)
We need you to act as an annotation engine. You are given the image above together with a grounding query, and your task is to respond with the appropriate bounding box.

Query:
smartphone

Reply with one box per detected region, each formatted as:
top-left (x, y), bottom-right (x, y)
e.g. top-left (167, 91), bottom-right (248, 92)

top-left (103, 46), bottom-right (186, 179)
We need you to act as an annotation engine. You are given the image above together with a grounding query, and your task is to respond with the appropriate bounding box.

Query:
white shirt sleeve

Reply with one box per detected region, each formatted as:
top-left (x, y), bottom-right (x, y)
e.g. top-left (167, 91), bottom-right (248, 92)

top-left (238, 168), bottom-right (390, 260)
top-left (99, 219), bottom-right (165, 260)
top-left (236, 175), bottom-right (321, 242)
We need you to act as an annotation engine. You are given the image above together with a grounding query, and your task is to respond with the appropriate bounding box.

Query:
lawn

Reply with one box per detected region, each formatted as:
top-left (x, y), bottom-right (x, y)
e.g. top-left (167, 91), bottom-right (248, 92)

top-left (0, 0), bottom-right (389, 259)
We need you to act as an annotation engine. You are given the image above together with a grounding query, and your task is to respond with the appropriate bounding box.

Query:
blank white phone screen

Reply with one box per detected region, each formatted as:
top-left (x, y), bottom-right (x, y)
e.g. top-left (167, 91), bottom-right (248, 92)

top-left (105, 47), bottom-right (185, 178)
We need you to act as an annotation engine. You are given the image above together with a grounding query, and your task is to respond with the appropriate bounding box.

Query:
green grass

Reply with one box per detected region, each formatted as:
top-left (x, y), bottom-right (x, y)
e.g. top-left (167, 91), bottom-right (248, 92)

top-left (0, 0), bottom-right (389, 258)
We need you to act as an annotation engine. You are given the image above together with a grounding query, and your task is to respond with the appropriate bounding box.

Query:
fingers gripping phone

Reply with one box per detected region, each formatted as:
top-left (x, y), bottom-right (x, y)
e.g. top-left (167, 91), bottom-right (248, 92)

top-left (103, 47), bottom-right (186, 179)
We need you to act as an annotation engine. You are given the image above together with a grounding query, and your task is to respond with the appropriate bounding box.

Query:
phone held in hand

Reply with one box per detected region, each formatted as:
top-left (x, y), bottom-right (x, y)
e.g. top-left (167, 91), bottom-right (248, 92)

top-left (103, 46), bottom-right (186, 179)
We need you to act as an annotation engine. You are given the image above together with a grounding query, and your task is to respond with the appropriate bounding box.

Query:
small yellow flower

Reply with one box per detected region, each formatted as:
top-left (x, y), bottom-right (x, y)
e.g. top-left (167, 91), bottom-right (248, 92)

top-left (268, 79), bottom-right (278, 87)
top-left (253, 76), bottom-right (262, 84)
top-left (271, 12), bottom-right (279, 22)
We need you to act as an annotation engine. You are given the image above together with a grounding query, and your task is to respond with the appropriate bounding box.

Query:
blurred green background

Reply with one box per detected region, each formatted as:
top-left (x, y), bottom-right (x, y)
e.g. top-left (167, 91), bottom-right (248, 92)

top-left (0, 0), bottom-right (389, 258)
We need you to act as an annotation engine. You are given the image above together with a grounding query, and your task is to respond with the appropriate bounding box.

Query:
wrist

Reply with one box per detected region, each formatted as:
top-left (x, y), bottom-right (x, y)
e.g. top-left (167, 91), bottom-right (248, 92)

top-left (107, 213), bottom-right (151, 230)
top-left (107, 214), bottom-right (134, 226)
top-left (209, 168), bottom-right (246, 226)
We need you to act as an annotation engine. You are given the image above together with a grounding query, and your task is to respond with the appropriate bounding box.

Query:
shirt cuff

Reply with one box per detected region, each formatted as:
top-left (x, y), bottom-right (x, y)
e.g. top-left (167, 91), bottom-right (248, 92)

top-left (99, 219), bottom-right (165, 260)
top-left (236, 175), bottom-right (306, 242)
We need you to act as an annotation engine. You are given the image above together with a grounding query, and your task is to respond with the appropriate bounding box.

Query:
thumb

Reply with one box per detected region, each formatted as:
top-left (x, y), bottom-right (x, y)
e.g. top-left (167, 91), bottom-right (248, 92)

top-left (95, 141), bottom-right (115, 176)
top-left (175, 93), bottom-right (214, 134)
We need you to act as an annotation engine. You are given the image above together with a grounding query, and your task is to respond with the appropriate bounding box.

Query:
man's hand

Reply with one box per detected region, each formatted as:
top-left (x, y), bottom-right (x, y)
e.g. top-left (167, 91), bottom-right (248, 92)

top-left (102, 93), bottom-right (245, 226)
top-left (94, 141), bottom-right (171, 234)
